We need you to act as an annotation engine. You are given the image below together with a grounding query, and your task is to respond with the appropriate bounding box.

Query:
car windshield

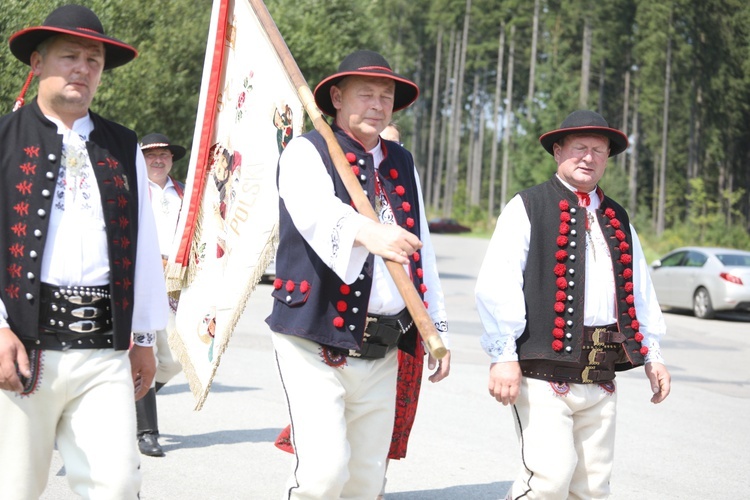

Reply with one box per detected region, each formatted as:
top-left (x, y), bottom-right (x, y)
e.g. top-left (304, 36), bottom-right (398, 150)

top-left (716, 254), bottom-right (750, 267)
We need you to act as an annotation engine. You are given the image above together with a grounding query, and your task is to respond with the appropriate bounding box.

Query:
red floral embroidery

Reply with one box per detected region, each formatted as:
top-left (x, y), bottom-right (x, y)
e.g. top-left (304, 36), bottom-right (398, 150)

top-left (10, 223), bottom-right (27, 237)
top-left (13, 202), bottom-right (29, 216)
top-left (19, 162), bottom-right (36, 175)
top-left (24, 145), bottom-right (40, 157)
top-left (122, 277), bottom-right (132, 290)
top-left (106, 157), bottom-right (119, 169)
top-left (16, 181), bottom-right (32, 195)
top-left (118, 216), bottom-right (129, 229)
top-left (121, 257), bottom-right (132, 269)
top-left (117, 195), bottom-right (128, 208)
top-left (119, 236), bottom-right (131, 249)
top-left (5, 284), bottom-right (20, 299)
top-left (8, 243), bottom-right (24, 258)
top-left (7, 264), bottom-right (22, 278)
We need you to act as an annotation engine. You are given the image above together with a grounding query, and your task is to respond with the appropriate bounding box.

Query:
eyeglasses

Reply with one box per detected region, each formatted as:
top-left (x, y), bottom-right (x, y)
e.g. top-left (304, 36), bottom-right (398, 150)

top-left (144, 152), bottom-right (173, 161)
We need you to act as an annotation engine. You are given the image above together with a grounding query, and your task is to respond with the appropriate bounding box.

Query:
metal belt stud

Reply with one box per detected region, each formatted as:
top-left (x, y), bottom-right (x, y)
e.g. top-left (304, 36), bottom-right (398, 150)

top-left (69, 321), bottom-right (100, 333)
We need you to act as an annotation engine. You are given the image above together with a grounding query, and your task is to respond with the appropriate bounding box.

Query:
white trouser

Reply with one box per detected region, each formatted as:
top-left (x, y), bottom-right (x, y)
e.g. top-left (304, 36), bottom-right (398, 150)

top-left (0, 348), bottom-right (141, 500)
top-left (508, 377), bottom-right (617, 500)
top-left (273, 332), bottom-right (398, 500)
top-left (154, 311), bottom-right (181, 385)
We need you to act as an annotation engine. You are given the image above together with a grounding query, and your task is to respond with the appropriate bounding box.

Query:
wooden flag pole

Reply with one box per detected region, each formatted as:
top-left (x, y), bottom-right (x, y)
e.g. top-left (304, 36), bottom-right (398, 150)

top-left (248, 0), bottom-right (446, 360)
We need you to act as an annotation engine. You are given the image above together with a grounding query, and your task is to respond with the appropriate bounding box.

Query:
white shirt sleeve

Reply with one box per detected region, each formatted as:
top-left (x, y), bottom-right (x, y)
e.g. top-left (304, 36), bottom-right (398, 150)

top-left (131, 148), bottom-right (169, 339)
top-left (630, 225), bottom-right (666, 363)
top-left (278, 136), bottom-right (370, 284)
top-left (414, 168), bottom-right (449, 347)
top-left (475, 195), bottom-right (530, 363)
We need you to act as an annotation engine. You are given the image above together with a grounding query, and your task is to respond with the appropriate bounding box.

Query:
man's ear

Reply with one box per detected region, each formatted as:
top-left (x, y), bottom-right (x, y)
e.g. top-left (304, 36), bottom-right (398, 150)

top-left (30, 52), bottom-right (43, 77)
top-left (330, 86), bottom-right (342, 111)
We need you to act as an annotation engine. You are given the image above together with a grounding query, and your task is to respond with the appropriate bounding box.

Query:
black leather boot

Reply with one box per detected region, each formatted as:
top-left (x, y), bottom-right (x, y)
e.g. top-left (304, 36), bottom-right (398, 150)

top-left (136, 388), bottom-right (165, 457)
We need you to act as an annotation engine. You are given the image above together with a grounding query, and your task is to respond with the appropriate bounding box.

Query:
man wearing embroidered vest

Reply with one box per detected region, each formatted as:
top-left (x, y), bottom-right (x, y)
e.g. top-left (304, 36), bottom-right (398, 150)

top-left (475, 110), bottom-right (671, 499)
top-left (0, 5), bottom-right (167, 498)
top-left (136, 133), bottom-right (186, 457)
top-left (266, 50), bottom-right (451, 499)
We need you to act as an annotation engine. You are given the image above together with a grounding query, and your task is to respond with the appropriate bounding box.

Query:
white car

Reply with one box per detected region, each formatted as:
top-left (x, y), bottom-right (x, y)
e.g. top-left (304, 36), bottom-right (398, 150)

top-left (650, 246), bottom-right (750, 319)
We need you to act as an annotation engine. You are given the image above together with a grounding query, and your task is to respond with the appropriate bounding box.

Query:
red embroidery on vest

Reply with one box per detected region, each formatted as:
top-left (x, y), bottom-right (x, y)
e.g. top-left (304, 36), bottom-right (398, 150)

top-left (5, 284), bottom-right (20, 299)
top-left (122, 277), bottom-right (132, 290)
top-left (118, 216), bottom-right (129, 229)
top-left (105, 157), bottom-right (119, 169)
top-left (13, 202), bottom-right (30, 216)
top-left (24, 145), bottom-right (40, 157)
top-left (10, 223), bottom-right (27, 237)
top-left (121, 257), bottom-right (132, 270)
top-left (113, 176), bottom-right (125, 189)
top-left (119, 236), bottom-right (131, 249)
top-left (8, 243), bottom-right (24, 258)
top-left (19, 162), bottom-right (36, 175)
top-left (7, 264), bottom-right (22, 278)
top-left (16, 181), bottom-right (33, 195)
top-left (117, 195), bottom-right (128, 208)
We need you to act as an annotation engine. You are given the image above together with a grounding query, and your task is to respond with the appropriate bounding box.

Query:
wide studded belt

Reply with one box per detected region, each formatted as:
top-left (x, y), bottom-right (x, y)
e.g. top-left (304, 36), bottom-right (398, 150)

top-left (348, 308), bottom-right (414, 360)
top-left (34, 283), bottom-right (114, 349)
top-left (521, 324), bottom-right (625, 383)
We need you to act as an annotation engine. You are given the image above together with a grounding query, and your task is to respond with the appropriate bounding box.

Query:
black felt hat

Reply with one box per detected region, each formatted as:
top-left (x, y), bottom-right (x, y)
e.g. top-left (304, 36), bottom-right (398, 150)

top-left (539, 110), bottom-right (628, 157)
top-left (314, 50), bottom-right (419, 117)
top-left (9, 4), bottom-right (137, 70)
top-left (140, 133), bottom-right (186, 161)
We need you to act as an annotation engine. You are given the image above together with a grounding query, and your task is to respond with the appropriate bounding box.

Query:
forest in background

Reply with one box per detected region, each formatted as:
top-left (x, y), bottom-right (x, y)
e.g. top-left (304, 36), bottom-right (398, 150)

top-left (2, 0), bottom-right (749, 256)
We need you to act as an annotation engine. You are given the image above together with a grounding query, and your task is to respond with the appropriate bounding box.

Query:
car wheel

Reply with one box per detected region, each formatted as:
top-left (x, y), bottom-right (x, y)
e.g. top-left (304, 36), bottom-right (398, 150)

top-left (693, 287), bottom-right (715, 319)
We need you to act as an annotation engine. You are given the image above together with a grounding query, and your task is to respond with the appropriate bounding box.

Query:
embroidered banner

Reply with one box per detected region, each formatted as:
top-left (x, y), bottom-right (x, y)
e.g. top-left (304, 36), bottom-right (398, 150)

top-left (167, 0), bottom-right (302, 409)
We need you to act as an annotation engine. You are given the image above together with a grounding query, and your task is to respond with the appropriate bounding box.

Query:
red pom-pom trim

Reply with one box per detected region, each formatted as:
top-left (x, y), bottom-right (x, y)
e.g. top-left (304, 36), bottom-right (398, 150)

top-left (423, 301), bottom-right (429, 308)
top-left (559, 223), bottom-right (570, 235)
top-left (623, 268), bottom-right (633, 279)
top-left (620, 254), bottom-right (632, 265)
top-left (419, 284), bottom-right (428, 293)
top-left (552, 340), bottom-right (564, 351)
top-left (624, 282), bottom-right (634, 293)
top-left (555, 317), bottom-right (566, 328)
top-left (345, 152), bottom-right (357, 164)
top-left (300, 280), bottom-right (310, 293)
top-left (555, 291), bottom-right (567, 302)
top-left (559, 200), bottom-right (570, 211)
top-left (611, 219), bottom-right (621, 229)
top-left (619, 241), bottom-right (630, 252)
top-left (556, 277), bottom-right (568, 290)
top-left (554, 263), bottom-right (567, 277)
top-left (634, 332), bottom-right (644, 342)
top-left (286, 280), bottom-right (295, 292)
top-left (333, 317), bottom-right (344, 328)
top-left (604, 208), bottom-right (616, 218)
top-left (640, 346), bottom-right (649, 356)
top-left (395, 185), bottom-right (405, 196)
top-left (628, 307), bottom-right (636, 318)
top-left (336, 300), bottom-right (347, 312)
top-left (625, 294), bottom-right (635, 305)
top-left (555, 250), bottom-right (568, 262)
top-left (552, 328), bottom-right (564, 339)
top-left (615, 230), bottom-right (626, 241)
top-left (554, 302), bottom-right (565, 313)
top-left (340, 284), bottom-right (350, 295)
top-left (406, 217), bottom-right (415, 228)
top-left (412, 252), bottom-right (420, 262)
top-left (389, 169), bottom-right (399, 179)
top-left (401, 201), bottom-right (411, 212)
top-left (560, 212), bottom-right (571, 223)
top-left (416, 268), bottom-right (424, 278)
top-left (273, 278), bottom-right (282, 290)
top-left (557, 236), bottom-right (569, 247)
top-left (352, 166), bottom-right (360, 176)
top-left (631, 320), bottom-right (640, 330)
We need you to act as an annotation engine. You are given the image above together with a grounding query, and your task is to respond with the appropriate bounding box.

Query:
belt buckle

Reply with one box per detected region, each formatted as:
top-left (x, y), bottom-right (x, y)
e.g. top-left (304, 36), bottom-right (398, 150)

top-left (582, 365), bottom-right (593, 383)
top-left (592, 327), bottom-right (606, 345)
top-left (69, 320), bottom-right (100, 333)
top-left (71, 306), bottom-right (102, 319)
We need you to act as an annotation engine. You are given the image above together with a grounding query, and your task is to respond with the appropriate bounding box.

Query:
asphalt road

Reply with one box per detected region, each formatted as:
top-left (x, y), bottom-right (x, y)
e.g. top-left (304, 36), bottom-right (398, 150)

top-left (43, 233), bottom-right (750, 499)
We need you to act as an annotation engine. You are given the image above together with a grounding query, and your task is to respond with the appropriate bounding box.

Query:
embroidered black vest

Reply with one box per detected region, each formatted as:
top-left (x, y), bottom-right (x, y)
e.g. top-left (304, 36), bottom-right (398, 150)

top-left (0, 99), bottom-right (139, 350)
top-left (265, 126), bottom-right (425, 353)
top-left (517, 176), bottom-right (646, 371)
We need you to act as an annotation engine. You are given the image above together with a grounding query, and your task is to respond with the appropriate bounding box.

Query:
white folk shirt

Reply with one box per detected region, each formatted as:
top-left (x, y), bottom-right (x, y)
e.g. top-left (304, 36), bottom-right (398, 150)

top-left (0, 114), bottom-right (168, 339)
top-left (278, 136), bottom-right (449, 347)
top-left (475, 175), bottom-right (664, 364)
top-left (148, 178), bottom-right (182, 257)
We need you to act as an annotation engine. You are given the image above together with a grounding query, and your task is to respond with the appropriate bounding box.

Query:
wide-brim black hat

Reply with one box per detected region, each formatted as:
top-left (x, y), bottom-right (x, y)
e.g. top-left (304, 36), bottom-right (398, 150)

top-left (9, 4), bottom-right (137, 70)
top-left (314, 50), bottom-right (419, 117)
top-left (539, 110), bottom-right (628, 157)
top-left (140, 133), bottom-right (186, 161)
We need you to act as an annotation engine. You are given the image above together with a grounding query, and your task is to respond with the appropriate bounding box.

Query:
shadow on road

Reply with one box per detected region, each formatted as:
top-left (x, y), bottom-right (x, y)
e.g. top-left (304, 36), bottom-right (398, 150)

top-left (387, 481), bottom-right (511, 499)
top-left (160, 427), bottom-right (283, 451)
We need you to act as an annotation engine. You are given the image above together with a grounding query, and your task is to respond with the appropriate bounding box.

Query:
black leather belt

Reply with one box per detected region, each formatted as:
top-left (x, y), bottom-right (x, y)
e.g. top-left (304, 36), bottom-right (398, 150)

top-left (521, 324), bottom-right (625, 383)
top-left (348, 308), bottom-right (413, 360)
top-left (29, 283), bottom-right (115, 351)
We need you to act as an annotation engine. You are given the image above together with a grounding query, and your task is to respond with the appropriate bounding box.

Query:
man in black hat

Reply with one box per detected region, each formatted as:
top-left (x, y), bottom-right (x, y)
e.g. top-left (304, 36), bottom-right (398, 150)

top-left (266, 49), bottom-right (451, 498)
top-left (135, 133), bottom-right (187, 457)
top-left (475, 110), bottom-right (671, 499)
top-left (0, 5), bottom-right (167, 498)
